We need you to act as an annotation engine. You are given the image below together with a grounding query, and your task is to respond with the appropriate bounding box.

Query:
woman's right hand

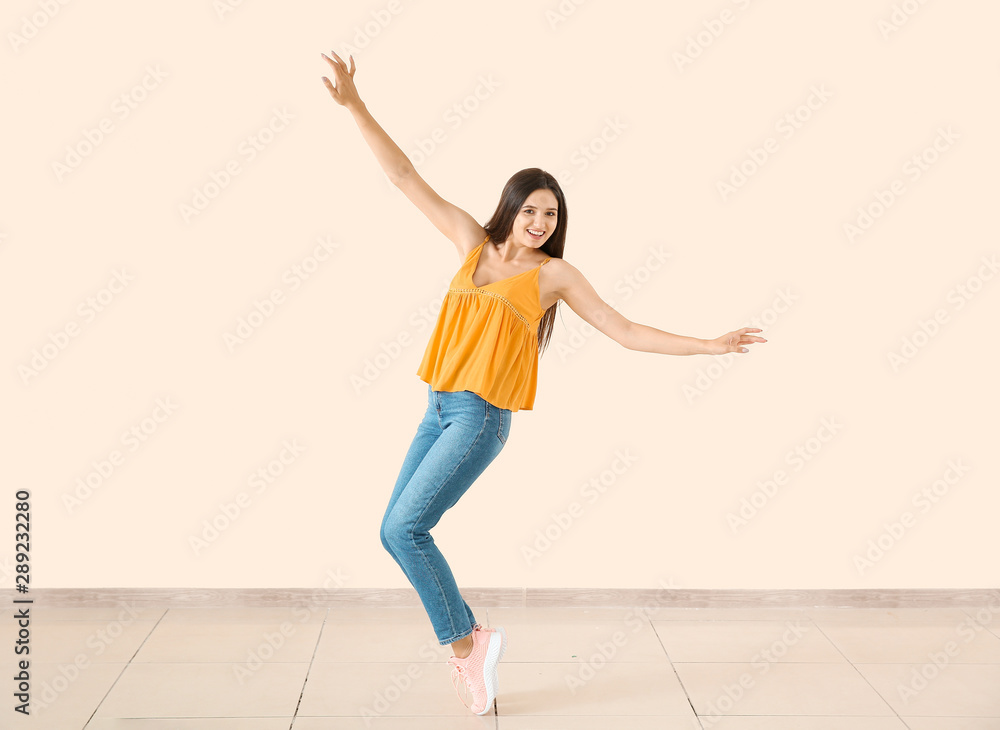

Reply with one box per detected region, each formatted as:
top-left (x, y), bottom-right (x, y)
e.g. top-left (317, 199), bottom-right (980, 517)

top-left (321, 51), bottom-right (362, 110)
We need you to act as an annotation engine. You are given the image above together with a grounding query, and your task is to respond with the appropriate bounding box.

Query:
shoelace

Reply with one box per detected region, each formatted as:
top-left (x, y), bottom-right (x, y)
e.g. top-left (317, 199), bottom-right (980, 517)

top-left (449, 660), bottom-right (473, 709)
top-left (448, 624), bottom-right (487, 711)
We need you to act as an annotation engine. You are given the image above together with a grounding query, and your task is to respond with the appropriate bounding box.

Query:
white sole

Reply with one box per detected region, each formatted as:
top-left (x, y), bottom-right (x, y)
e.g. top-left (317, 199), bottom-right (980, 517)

top-left (476, 629), bottom-right (505, 715)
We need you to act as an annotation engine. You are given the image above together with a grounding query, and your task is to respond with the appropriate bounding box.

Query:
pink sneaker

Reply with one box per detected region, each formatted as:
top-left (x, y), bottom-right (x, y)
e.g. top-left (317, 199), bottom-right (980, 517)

top-left (447, 625), bottom-right (505, 714)
top-left (475, 623), bottom-right (507, 662)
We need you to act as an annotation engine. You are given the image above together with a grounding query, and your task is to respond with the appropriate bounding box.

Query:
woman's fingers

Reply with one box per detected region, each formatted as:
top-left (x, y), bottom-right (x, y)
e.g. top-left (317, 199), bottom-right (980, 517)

top-left (328, 50), bottom-right (348, 73)
top-left (321, 52), bottom-right (345, 80)
top-left (320, 75), bottom-right (341, 102)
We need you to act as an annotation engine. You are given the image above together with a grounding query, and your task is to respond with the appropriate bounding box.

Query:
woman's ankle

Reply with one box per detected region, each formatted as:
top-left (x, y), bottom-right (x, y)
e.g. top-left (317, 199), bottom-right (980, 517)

top-left (451, 633), bottom-right (474, 658)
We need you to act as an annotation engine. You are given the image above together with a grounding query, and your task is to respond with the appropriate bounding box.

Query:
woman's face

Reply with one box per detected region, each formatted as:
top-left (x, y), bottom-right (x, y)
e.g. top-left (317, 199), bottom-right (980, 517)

top-left (512, 188), bottom-right (559, 249)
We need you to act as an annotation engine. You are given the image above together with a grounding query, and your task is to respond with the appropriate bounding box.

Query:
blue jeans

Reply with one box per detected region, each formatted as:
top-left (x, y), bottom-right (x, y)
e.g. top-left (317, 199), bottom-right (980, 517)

top-left (380, 384), bottom-right (511, 645)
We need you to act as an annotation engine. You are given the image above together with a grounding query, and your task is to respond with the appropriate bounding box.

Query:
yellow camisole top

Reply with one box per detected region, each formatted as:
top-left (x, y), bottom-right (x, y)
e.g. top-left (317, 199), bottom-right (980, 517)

top-left (416, 235), bottom-right (553, 412)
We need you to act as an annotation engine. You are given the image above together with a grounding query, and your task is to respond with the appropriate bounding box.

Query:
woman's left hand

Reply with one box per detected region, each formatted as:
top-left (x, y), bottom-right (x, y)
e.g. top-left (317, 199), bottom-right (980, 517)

top-left (706, 327), bottom-right (767, 355)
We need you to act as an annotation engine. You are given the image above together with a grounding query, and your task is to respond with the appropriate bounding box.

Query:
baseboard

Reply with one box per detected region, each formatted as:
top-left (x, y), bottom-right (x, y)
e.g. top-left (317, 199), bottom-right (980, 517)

top-left (3, 587), bottom-right (997, 609)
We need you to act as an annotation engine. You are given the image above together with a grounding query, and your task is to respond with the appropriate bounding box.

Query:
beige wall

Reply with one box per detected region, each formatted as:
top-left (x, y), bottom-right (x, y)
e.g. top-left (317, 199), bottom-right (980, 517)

top-left (3, 0), bottom-right (997, 592)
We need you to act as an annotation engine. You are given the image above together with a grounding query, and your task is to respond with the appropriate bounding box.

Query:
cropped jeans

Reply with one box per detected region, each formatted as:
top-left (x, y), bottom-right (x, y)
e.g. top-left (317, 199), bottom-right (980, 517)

top-left (380, 384), bottom-right (511, 645)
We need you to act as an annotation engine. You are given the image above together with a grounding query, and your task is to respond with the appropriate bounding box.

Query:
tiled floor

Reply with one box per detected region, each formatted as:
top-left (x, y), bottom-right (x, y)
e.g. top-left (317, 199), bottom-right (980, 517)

top-left (1, 604), bottom-right (999, 728)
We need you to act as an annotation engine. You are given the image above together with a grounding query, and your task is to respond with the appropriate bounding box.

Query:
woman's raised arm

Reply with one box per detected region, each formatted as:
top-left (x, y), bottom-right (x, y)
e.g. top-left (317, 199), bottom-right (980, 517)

top-left (321, 51), bottom-right (485, 256)
top-left (321, 51), bottom-right (412, 183)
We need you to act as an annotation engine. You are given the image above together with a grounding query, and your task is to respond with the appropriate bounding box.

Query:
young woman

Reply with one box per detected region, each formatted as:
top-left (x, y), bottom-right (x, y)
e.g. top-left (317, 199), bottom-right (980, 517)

top-left (321, 50), bottom-right (766, 715)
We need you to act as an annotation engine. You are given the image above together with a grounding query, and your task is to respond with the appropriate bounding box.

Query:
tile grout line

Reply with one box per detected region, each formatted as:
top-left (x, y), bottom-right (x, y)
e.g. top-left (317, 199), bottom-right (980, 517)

top-left (287, 606), bottom-right (329, 728)
top-left (80, 607), bottom-right (170, 729)
top-left (486, 606), bottom-right (500, 726)
top-left (809, 618), bottom-right (910, 727)
top-left (647, 614), bottom-right (705, 729)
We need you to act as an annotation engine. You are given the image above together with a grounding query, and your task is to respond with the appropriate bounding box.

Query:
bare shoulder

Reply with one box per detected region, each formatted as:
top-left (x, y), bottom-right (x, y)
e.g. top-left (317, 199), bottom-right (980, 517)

top-left (538, 256), bottom-right (580, 311)
top-left (538, 255), bottom-right (635, 347)
top-left (541, 256), bottom-right (581, 291)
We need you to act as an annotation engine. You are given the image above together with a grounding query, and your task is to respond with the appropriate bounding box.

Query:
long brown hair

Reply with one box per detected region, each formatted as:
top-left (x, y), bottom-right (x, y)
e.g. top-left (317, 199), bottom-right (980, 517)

top-left (482, 168), bottom-right (567, 357)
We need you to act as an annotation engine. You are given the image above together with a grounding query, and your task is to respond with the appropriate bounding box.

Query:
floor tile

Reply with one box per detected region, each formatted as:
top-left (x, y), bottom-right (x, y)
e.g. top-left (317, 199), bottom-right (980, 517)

top-left (18, 606), bottom-right (166, 621)
top-left (494, 661), bottom-right (695, 716)
top-left (133, 619), bottom-right (323, 663)
top-left (0, 619), bottom-right (158, 663)
top-left (87, 720), bottom-right (291, 729)
top-left (631, 607), bottom-right (813, 622)
top-left (855, 663), bottom-right (1000, 716)
top-left (92, 661), bottom-right (310, 718)
top-left (297, 661), bottom-right (480, 717)
top-left (3, 662), bottom-right (125, 728)
top-left (498, 716), bottom-right (702, 729)
top-left (650, 619), bottom-right (844, 663)
top-left (675, 662), bottom-right (896, 717)
top-left (313, 619), bottom-right (455, 663)
top-left (902, 719), bottom-right (1000, 730)
top-left (158, 606), bottom-right (326, 624)
top-left (487, 608), bottom-right (669, 662)
top-left (293, 716), bottom-right (496, 729)
top-left (692, 717), bottom-right (909, 729)
top-left (805, 608), bottom-right (975, 624)
top-left (488, 606), bottom-right (668, 624)
top-left (815, 620), bottom-right (1000, 663)
top-left (323, 606), bottom-right (490, 624)
top-left (0, 604), bottom-right (992, 726)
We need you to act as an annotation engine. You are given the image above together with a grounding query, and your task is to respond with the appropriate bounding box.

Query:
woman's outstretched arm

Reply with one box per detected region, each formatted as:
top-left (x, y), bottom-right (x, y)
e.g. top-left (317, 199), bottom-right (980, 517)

top-left (320, 51), bottom-right (485, 253)
top-left (549, 257), bottom-right (767, 356)
top-left (320, 51), bottom-right (412, 183)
